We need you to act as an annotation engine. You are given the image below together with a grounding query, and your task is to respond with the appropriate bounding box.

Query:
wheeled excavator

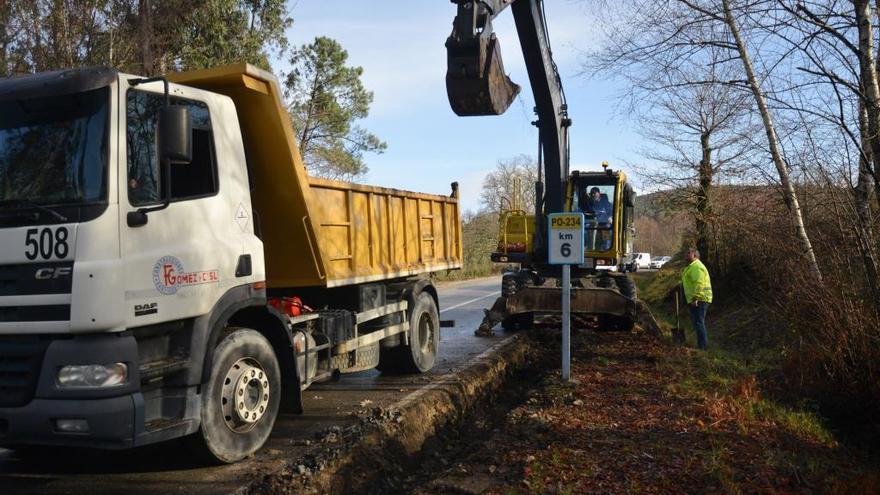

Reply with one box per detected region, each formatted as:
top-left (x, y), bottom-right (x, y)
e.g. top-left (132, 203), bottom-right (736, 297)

top-left (445, 0), bottom-right (660, 335)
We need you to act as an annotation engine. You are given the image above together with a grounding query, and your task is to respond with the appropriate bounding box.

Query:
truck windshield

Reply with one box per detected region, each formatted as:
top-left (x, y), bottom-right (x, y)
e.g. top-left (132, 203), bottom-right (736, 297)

top-left (0, 87), bottom-right (109, 206)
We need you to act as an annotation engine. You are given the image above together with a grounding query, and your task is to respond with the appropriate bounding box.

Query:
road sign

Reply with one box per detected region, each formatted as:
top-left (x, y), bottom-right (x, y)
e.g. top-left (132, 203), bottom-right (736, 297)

top-left (548, 212), bottom-right (585, 265)
top-left (547, 212), bottom-right (584, 382)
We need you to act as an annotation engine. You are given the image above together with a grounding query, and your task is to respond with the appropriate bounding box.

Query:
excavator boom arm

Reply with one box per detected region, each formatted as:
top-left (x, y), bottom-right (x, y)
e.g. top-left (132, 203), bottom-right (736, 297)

top-left (446, 0), bottom-right (570, 250)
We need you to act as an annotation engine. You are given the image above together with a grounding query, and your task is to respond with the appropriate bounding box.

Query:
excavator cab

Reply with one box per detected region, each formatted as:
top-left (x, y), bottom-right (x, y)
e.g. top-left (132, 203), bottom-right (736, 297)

top-left (446, 1), bottom-right (521, 116)
top-left (568, 165), bottom-right (636, 271)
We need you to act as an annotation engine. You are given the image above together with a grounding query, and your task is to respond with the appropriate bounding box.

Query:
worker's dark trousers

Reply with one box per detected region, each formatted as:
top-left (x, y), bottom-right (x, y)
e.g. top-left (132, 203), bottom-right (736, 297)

top-left (689, 301), bottom-right (710, 350)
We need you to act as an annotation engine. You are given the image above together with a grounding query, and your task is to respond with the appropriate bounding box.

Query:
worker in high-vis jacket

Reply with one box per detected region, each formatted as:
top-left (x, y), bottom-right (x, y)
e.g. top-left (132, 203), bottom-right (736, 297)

top-left (681, 248), bottom-right (713, 350)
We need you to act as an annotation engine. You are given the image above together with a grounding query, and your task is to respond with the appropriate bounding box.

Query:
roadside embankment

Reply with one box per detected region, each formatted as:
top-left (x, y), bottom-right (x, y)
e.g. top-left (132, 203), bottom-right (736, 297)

top-left (247, 332), bottom-right (539, 494)
top-left (407, 330), bottom-right (879, 494)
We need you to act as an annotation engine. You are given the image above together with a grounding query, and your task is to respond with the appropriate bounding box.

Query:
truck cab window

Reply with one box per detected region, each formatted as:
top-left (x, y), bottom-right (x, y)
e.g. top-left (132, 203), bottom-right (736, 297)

top-left (126, 90), bottom-right (217, 206)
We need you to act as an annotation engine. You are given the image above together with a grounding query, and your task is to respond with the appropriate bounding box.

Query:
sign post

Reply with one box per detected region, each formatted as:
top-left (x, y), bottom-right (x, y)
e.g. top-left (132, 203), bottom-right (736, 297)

top-left (547, 212), bottom-right (585, 381)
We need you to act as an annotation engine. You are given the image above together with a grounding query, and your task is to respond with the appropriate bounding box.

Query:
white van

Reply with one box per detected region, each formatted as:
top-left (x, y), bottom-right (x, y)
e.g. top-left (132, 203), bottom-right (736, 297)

top-left (633, 252), bottom-right (651, 269)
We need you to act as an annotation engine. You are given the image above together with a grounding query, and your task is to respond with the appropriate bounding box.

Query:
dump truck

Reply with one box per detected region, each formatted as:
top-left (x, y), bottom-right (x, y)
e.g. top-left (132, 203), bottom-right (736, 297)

top-left (0, 64), bottom-right (462, 463)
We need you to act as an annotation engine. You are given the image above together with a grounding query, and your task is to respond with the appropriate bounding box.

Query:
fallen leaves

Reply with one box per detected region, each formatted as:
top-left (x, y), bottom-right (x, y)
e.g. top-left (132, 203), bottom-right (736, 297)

top-left (410, 331), bottom-right (875, 494)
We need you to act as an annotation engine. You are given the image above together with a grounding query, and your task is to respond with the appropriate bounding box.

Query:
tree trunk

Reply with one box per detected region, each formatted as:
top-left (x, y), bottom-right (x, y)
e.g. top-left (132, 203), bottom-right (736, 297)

top-left (696, 130), bottom-right (713, 260)
top-left (721, 0), bottom-right (823, 282)
top-left (857, 0), bottom-right (880, 202)
top-left (0, 0), bottom-right (9, 76)
top-left (138, 0), bottom-right (154, 75)
top-left (855, 1), bottom-right (880, 308)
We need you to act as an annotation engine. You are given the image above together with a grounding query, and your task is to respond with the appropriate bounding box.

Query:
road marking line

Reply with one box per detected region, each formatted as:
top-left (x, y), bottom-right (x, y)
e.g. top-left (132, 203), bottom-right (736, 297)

top-left (440, 292), bottom-right (500, 313)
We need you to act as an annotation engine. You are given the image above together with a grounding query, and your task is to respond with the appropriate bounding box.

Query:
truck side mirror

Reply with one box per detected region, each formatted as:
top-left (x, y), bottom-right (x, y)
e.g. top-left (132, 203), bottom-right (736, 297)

top-left (158, 106), bottom-right (192, 164)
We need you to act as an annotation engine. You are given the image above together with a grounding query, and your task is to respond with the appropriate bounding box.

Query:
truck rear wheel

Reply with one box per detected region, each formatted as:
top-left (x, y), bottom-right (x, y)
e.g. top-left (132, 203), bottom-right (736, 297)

top-left (190, 328), bottom-right (281, 464)
top-left (378, 292), bottom-right (439, 374)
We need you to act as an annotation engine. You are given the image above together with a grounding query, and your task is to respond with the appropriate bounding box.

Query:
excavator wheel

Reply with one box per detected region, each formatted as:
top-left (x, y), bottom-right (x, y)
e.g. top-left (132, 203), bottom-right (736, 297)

top-left (501, 274), bottom-right (518, 298)
top-left (501, 313), bottom-right (532, 332)
top-left (598, 314), bottom-right (635, 332)
top-left (613, 274), bottom-right (637, 300)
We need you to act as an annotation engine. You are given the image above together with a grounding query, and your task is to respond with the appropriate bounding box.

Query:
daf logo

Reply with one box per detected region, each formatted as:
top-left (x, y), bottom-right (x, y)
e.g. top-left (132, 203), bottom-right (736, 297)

top-left (134, 302), bottom-right (158, 317)
top-left (35, 267), bottom-right (72, 279)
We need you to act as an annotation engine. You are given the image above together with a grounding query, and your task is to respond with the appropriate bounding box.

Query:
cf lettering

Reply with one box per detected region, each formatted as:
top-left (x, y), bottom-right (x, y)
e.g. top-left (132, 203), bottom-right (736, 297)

top-left (35, 267), bottom-right (71, 279)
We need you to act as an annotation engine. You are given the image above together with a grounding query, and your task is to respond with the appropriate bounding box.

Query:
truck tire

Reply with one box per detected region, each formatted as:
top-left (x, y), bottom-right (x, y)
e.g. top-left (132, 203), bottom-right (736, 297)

top-left (189, 328), bottom-right (281, 464)
top-left (378, 292), bottom-right (439, 374)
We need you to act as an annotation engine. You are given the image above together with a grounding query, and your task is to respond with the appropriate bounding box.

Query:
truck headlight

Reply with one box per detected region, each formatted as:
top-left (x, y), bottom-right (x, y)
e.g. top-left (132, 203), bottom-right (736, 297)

top-left (57, 363), bottom-right (128, 388)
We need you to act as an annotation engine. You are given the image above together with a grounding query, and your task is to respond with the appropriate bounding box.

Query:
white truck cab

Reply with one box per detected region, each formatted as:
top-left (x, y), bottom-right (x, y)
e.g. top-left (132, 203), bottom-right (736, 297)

top-left (0, 67), bottom-right (265, 453)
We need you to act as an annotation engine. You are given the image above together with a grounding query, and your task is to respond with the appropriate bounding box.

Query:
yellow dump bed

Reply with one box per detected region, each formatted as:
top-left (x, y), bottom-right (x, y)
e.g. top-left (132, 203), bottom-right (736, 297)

top-left (169, 64), bottom-right (462, 288)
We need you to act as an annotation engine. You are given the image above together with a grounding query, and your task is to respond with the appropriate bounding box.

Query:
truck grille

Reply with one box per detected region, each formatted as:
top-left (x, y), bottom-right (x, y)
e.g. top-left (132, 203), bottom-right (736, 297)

top-left (0, 262), bottom-right (74, 296)
top-left (0, 336), bottom-right (50, 407)
top-left (0, 262), bottom-right (73, 323)
top-left (0, 305), bottom-right (70, 322)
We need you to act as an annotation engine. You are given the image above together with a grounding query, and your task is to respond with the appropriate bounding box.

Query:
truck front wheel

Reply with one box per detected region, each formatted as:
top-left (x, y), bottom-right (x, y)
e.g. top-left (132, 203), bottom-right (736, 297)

top-left (190, 328), bottom-right (281, 464)
top-left (378, 292), bottom-right (439, 374)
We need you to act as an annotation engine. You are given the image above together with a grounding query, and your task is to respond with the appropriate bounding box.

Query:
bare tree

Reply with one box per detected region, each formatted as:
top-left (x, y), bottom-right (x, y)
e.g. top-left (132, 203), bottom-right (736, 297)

top-left (766, 0), bottom-right (880, 301)
top-left (583, 0), bottom-right (823, 281)
top-left (479, 154), bottom-right (539, 216)
top-left (716, 0), bottom-right (822, 281)
top-left (583, 1), bottom-right (755, 260)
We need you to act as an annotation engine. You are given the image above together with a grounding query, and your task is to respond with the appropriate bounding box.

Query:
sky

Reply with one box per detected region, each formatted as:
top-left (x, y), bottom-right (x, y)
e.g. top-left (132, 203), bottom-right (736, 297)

top-left (276, 1), bottom-right (643, 213)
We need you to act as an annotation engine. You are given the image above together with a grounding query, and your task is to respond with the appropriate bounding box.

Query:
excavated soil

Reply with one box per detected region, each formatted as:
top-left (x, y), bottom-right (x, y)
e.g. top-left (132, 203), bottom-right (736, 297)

top-left (249, 323), bottom-right (879, 494)
top-left (246, 332), bottom-right (541, 494)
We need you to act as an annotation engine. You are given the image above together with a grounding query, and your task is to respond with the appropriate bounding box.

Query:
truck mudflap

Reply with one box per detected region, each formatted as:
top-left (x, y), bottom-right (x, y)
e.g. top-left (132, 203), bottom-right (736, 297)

top-left (476, 286), bottom-right (661, 336)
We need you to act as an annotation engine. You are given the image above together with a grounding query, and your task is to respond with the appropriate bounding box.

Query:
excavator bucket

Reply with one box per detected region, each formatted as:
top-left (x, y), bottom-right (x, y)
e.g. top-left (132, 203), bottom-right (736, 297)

top-left (446, 33), bottom-right (521, 116)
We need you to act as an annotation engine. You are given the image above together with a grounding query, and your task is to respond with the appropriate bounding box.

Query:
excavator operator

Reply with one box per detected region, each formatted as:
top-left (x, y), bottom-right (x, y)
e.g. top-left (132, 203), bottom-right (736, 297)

top-left (585, 187), bottom-right (612, 222)
top-left (582, 186), bottom-right (613, 251)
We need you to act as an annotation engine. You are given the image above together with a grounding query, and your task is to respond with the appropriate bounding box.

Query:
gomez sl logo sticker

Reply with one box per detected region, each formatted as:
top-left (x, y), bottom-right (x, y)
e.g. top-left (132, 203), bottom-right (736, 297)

top-left (152, 256), bottom-right (219, 295)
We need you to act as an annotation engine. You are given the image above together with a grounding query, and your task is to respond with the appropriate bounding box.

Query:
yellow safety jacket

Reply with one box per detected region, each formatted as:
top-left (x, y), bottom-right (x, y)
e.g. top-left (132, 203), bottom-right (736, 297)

top-left (681, 259), bottom-right (713, 304)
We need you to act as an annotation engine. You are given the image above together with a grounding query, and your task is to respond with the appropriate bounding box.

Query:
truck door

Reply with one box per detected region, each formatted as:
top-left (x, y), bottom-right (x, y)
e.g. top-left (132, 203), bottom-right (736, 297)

top-left (119, 83), bottom-right (246, 328)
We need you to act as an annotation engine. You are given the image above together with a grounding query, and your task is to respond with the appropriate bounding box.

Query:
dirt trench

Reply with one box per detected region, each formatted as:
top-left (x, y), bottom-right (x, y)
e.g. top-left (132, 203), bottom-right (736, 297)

top-left (363, 332), bottom-right (559, 494)
top-left (246, 331), bottom-right (551, 494)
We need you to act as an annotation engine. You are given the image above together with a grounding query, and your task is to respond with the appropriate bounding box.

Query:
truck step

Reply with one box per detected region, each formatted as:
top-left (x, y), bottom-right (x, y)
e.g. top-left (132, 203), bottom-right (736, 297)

top-left (139, 357), bottom-right (189, 382)
top-left (144, 417), bottom-right (189, 433)
top-left (296, 342), bottom-right (330, 357)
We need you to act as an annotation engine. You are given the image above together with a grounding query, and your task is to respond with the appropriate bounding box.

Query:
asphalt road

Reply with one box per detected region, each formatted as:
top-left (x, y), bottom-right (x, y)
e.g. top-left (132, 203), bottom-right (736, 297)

top-left (0, 276), bottom-right (506, 495)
